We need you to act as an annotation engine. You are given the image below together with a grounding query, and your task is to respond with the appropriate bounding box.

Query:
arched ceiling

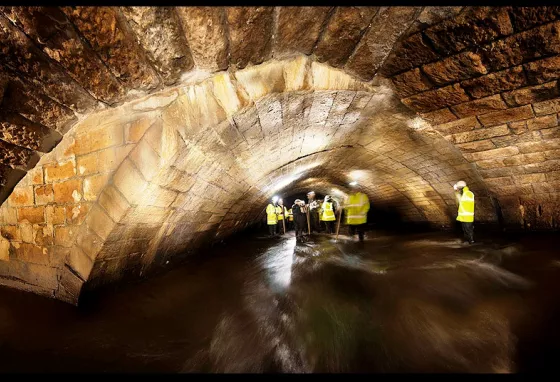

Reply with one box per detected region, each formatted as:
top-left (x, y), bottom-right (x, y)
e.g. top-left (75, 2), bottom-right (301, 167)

top-left (1, 6), bottom-right (560, 303)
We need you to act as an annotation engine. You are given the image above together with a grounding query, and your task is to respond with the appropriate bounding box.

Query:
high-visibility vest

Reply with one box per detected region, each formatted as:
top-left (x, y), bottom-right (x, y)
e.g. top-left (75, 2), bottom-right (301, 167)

top-left (276, 206), bottom-right (288, 221)
top-left (287, 209), bottom-right (293, 221)
top-left (456, 186), bottom-right (475, 223)
top-left (266, 204), bottom-right (278, 225)
top-left (321, 201), bottom-right (336, 221)
top-left (345, 192), bottom-right (370, 225)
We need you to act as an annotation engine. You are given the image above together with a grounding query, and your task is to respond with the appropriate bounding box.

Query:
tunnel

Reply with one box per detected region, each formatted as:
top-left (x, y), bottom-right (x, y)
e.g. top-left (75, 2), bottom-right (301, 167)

top-left (0, 6), bottom-right (560, 373)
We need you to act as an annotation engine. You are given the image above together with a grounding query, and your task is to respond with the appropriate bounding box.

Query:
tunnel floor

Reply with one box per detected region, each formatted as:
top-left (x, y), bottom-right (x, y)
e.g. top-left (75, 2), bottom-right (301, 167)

top-left (0, 228), bottom-right (559, 372)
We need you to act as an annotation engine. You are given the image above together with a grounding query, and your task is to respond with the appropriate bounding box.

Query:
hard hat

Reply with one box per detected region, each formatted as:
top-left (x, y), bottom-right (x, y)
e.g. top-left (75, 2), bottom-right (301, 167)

top-left (454, 180), bottom-right (467, 189)
top-left (307, 191), bottom-right (315, 196)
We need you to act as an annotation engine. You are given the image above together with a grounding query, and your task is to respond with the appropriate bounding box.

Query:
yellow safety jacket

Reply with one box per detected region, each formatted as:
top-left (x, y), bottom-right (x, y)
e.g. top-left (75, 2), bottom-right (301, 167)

top-left (276, 206), bottom-right (288, 221)
top-left (288, 209), bottom-right (293, 221)
top-left (345, 192), bottom-right (370, 225)
top-left (321, 201), bottom-right (336, 221)
top-left (456, 186), bottom-right (475, 223)
top-left (266, 203), bottom-right (278, 225)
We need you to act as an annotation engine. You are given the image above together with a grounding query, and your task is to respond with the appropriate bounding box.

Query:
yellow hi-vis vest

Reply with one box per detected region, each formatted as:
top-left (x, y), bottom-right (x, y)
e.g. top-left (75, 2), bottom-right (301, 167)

top-left (456, 186), bottom-right (475, 223)
top-left (321, 201), bottom-right (336, 221)
top-left (345, 192), bottom-right (370, 225)
top-left (288, 209), bottom-right (293, 221)
top-left (266, 204), bottom-right (278, 225)
top-left (276, 206), bottom-right (288, 221)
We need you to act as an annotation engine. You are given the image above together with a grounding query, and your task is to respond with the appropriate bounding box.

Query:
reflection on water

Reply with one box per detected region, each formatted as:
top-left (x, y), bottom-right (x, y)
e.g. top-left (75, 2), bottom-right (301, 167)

top-left (0, 230), bottom-right (559, 372)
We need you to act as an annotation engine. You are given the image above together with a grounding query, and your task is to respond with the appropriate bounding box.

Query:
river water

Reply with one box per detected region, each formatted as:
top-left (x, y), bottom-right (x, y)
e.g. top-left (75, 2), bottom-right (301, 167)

top-left (0, 229), bottom-right (559, 372)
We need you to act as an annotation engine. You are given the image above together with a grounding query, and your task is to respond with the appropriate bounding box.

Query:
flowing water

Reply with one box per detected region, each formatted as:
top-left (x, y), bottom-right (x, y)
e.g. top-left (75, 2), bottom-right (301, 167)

top-left (0, 229), bottom-right (559, 372)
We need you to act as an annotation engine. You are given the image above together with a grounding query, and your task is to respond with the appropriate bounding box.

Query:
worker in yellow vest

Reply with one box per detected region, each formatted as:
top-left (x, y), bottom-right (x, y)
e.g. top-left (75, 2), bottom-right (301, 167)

top-left (276, 198), bottom-right (288, 234)
top-left (321, 195), bottom-right (337, 234)
top-left (266, 197), bottom-right (279, 237)
top-left (287, 207), bottom-right (294, 231)
top-left (454, 180), bottom-right (475, 244)
top-left (344, 188), bottom-right (370, 242)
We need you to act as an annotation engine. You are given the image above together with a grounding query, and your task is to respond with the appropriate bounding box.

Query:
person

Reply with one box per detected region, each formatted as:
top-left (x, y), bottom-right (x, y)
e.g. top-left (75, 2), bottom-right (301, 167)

top-left (307, 191), bottom-right (320, 233)
top-left (292, 199), bottom-right (308, 243)
top-left (276, 198), bottom-right (288, 234)
top-left (345, 187), bottom-right (370, 242)
top-left (321, 195), bottom-right (338, 234)
top-left (287, 207), bottom-right (294, 231)
top-left (454, 180), bottom-right (475, 244)
top-left (266, 198), bottom-right (278, 237)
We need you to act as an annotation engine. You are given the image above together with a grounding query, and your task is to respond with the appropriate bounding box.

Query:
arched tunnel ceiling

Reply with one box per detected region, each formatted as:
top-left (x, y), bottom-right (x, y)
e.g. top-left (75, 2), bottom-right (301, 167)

top-left (1, 6), bottom-right (560, 304)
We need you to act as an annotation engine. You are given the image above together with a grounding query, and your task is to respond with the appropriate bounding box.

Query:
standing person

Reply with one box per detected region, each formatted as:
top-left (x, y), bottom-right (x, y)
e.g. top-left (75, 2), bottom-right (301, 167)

top-left (266, 198), bottom-right (278, 237)
top-left (287, 206), bottom-right (294, 231)
top-left (321, 195), bottom-right (337, 234)
top-left (292, 199), bottom-right (308, 243)
top-left (345, 187), bottom-right (370, 242)
top-left (307, 191), bottom-right (320, 233)
top-left (276, 198), bottom-right (288, 234)
top-left (454, 180), bottom-right (475, 244)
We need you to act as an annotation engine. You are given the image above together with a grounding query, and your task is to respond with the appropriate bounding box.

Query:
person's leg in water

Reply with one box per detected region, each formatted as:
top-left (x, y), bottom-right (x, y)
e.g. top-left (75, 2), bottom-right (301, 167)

top-left (462, 222), bottom-right (474, 244)
top-left (357, 224), bottom-right (365, 242)
top-left (268, 224), bottom-right (275, 237)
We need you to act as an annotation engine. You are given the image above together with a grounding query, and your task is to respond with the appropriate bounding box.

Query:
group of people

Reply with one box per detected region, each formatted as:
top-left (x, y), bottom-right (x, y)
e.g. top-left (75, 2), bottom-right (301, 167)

top-left (265, 179), bottom-right (476, 245)
top-left (265, 188), bottom-right (371, 243)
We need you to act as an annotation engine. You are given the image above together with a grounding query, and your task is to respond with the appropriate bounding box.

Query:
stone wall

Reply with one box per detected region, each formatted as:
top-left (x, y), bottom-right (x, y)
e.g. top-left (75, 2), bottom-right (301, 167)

top-left (382, 7), bottom-right (560, 229)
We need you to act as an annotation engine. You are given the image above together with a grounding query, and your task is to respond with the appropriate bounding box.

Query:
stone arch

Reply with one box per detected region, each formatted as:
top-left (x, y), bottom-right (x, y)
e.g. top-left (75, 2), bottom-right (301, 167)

top-left (1, 6), bottom-right (560, 303)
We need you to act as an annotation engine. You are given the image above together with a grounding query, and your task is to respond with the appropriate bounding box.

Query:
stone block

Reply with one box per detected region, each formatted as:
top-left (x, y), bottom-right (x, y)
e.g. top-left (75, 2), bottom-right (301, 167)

top-left (502, 81), bottom-right (559, 107)
top-left (518, 138), bottom-right (560, 153)
top-left (125, 117), bottom-right (153, 143)
top-left (76, 152), bottom-right (98, 176)
top-left (65, 203), bottom-right (90, 225)
top-left (422, 51), bottom-right (487, 86)
top-left (532, 98), bottom-right (560, 115)
top-left (73, 124), bottom-right (124, 156)
top-left (419, 108), bottom-right (458, 125)
top-left (424, 7), bottom-right (513, 55)
top-left (402, 83), bottom-right (470, 112)
top-left (14, 243), bottom-right (48, 265)
top-left (274, 7), bottom-right (332, 57)
top-left (17, 206), bottom-right (45, 224)
top-left (113, 158), bottom-right (150, 205)
top-left (544, 149), bottom-right (560, 160)
top-left (97, 145), bottom-right (133, 173)
top-left (129, 139), bottom-right (161, 181)
top-left (503, 153), bottom-right (546, 166)
top-left (450, 124), bottom-right (510, 144)
top-left (345, 7), bottom-right (419, 81)
top-left (53, 178), bottom-right (83, 204)
top-left (226, 7), bottom-right (274, 69)
top-left (0, 235), bottom-right (9, 261)
top-left (7, 186), bottom-right (34, 207)
top-left (451, 94), bottom-right (507, 118)
top-left (380, 32), bottom-right (440, 76)
top-left (315, 7), bottom-right (380, 68)
top-left (0, 207), bottom-right (17, 225)
top-left (478, 105), bottom-right (534, 127)
top-left (83, 174), bottom-right (110, 202)
top-left (460, 66), bottom-right (527, 99)
top-left (482, 21), bottom-right (560, 71)
top-left (524, 56), bottom-right (560, 84)
top-left (45, 205), bottom-right (65, 225)
top-left (34, 184), bottom-right (54, 205)
top-left (391, 68), bottom-right (434, 98)
top-left (98, 185), bottom-right (131, 223)
top-left (514, 173), bottom-right (547, 184)
top-left (54, 226), bottom-right (76, 248)
top-left (527, 114), bottom-right (558, 130)
top-left (1, 225), bottom-right (19, 241)
top-left (44, 159), bottom-right (76, 183)
top-left (176, 7), bottom-right (228, 71)
top-left (508, 120), bottom-right (528, 135)
top-left (464, 146), bottom-right (520, 161)
top-left (456, 139), bottom-right (497, 152)
top-left (65, 247), bottom-right (93, 280)
top-left (85, 205), bottom-right (115, 241)
top-left (509, 6), bottom-right (560, 31)
top-left (435, 116), bottom-right (480, 135)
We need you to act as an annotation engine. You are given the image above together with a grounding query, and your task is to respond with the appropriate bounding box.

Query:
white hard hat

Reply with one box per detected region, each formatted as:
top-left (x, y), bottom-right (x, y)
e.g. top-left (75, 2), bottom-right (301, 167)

top-left (454, 180), bottom-right (467, 189)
